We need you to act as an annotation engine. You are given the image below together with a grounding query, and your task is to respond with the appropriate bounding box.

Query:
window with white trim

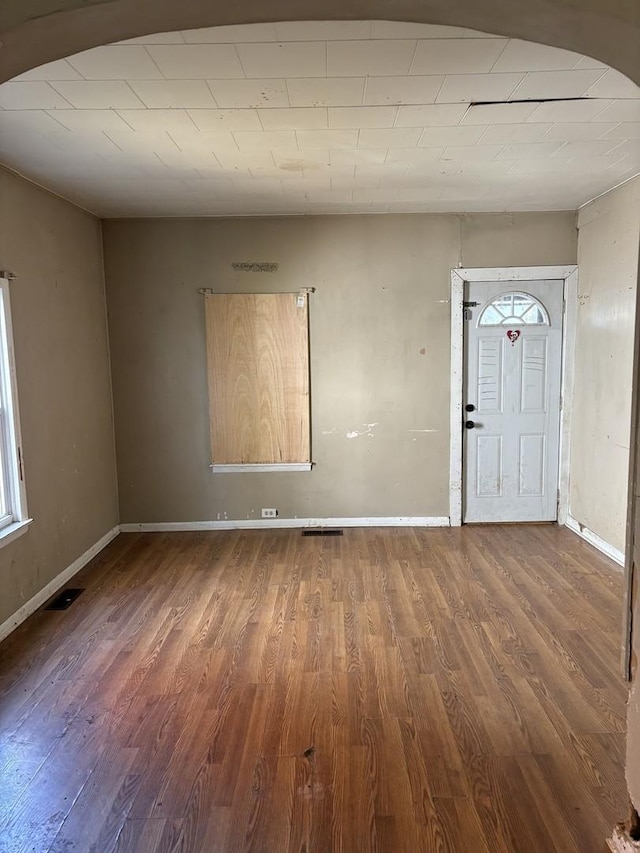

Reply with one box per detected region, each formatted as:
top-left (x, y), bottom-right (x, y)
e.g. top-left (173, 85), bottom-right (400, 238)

top-left (478, 291), bottom-right (550, 327)
top-left (0, 276), bottom-right (29, 540)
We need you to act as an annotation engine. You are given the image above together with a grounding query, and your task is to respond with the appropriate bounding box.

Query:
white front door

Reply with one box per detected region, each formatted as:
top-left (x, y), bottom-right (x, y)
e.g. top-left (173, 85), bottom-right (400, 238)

top-left (463, 280), bottom-right (563, 523)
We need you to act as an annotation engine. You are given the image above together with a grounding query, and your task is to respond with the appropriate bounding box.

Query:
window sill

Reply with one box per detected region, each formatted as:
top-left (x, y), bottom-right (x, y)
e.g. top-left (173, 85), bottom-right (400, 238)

top-left (210, 463), bottom-right (312, 473)
top-left (0, 518), bottom-right (32, 548)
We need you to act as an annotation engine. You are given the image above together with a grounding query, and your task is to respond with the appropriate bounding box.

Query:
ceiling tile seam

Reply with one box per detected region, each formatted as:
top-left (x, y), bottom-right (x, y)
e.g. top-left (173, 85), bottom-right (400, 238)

top-left (100, 130), bottom-right (124, 153)
top-left (122, 80), bottom-right (147, 109)
top-left (601, 140), bottom-right (637, 161)
top-left (486, 37), bottom-right (512, 73)
top-left (555, 138), bottom-right (614, 158)
top-left (405, 39), bottom-right (421, 77)
top-left (64, 57), bottom-right (88, 81)
top-left (152, 151), bottom-right (170, 173)
top-left (42, 81), bottom-right (76, 109)
top-left (541, 120), bottom-right (619, 143)
top-left (203, 81), bottom-right (222, 108)
top-left (161, 131), bottom-right (181, 153)
top-left (605, 121), bottom-right (627, 138)
top-left (12, 69), bottom-right (633, 90)
top-left (44, 109), bottom-right (78, 133)
top-left (432, 75), bottom-right (450, 106)
top-left (141, 45), bottom-right (167, 81)
top-left (503, 71), bottom-right (529, 101)
top-left (469, 124), bottom-right (491, 145)
top-left (115, 110), bottom-right (141, 132)
top-left (584, 69), bottom-right (625, 98)
top-left (256, 107), bottom-right (268, 132)
top-left (282, 78), bottom-right (293, 109)
top-left (61, 59), bottom-right (81, 79)
top-left (232, 43), bottom-right (249, 81)
top-left (158, 29), bottom-right (454, 46)
top-left (223, 130), bottom-right (242, 152)
top-left (360, 75), bottom-right (369, 108)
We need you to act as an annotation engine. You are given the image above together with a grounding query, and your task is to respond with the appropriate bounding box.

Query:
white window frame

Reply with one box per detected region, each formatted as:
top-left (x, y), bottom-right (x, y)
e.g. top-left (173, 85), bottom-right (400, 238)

top-left (0, 276), bottom-right (31, 546)
top-left (477, 291), bottom-right (550, 327)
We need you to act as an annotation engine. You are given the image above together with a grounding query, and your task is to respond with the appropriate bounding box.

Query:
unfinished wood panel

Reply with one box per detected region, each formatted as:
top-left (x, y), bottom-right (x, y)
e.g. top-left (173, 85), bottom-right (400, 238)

top-left (205, 293), bottom-right (310, 464)
top-left (0, 525), bottom-right (627, 852)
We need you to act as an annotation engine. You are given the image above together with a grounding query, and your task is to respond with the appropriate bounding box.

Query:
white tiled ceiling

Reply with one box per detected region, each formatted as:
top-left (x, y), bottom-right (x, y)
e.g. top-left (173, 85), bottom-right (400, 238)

top-left (0, 20), bottom-right (639, 217)
top-left (66, 46), bottom-right (165, 80)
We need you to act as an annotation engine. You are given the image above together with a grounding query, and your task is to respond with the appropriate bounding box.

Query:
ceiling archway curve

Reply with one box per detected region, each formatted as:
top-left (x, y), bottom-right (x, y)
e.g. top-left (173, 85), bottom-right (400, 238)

top-left (1, 0), bottom-right (639, 84)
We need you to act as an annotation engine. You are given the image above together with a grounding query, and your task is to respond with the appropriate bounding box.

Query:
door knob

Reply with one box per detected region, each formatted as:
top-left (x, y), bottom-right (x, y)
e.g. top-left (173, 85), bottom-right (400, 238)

top-left (465, 420), bottom-right (476, 429)
top-left (465, 404), bottom-right (476, 412)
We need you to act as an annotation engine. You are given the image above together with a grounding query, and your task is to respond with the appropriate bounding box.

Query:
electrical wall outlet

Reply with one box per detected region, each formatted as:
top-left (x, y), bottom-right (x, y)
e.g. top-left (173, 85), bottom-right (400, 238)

top-left (262, 508), bottom-right (278, 518)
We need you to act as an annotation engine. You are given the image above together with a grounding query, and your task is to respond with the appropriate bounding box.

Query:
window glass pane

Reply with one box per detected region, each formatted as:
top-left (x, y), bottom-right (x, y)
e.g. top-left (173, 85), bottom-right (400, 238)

top-left (0, 411), bottom-right (8, 519)
top-left (480, 306), bottom-right (503, 325)
top-left (478, 291), bottom-right (550, 327)
top-left (0, 281), bottom-right (26, 529)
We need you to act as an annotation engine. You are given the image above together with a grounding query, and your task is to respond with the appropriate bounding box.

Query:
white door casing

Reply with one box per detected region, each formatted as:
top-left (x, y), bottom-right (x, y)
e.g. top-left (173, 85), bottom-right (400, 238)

top-left (463, 280), bottom-right (563, 523)
top-left (449, 265), bottom-right (578, 527)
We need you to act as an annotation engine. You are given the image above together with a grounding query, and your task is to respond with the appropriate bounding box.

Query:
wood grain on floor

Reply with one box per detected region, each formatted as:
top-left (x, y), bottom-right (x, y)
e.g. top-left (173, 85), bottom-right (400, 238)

top-left (0, 525), bottom-right (628, 852)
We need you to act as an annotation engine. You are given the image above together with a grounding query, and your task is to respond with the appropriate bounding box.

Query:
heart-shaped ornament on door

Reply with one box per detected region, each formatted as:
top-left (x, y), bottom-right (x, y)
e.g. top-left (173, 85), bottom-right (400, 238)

top-left (507, 329), bottom-right (521, 344)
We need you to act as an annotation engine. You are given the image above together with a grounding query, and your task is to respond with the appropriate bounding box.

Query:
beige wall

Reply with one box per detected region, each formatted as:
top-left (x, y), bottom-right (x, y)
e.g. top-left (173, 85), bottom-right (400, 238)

top-left (571, 177), bottom-right (640, 820)
top-left (570, 178), bottom-right (640, 553)
top-left (103, 211), bottom-right (576, 524)
top-left (0, 169), bottom-right (118, 626)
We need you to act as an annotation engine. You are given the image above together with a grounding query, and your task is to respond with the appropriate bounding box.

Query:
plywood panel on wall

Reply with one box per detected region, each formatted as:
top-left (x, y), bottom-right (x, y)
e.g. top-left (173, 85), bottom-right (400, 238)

top-left (205, 292), bottom-right (310, 464)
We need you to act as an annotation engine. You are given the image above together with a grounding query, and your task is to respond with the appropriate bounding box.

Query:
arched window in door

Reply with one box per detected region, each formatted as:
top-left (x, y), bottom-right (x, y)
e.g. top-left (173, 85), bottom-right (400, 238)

top-left (478, 291), bottom-right (550, 327)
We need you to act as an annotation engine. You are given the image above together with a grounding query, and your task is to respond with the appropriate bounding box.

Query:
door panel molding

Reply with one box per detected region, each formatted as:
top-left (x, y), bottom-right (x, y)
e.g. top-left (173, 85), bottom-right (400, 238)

top-left (464, 280), bottom-right (562, 522)
top-left (449, 264), bottom-right (578, 527)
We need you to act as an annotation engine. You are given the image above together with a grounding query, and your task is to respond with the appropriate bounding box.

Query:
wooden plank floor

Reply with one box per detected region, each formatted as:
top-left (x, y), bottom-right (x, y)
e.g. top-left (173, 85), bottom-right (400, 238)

top-left (0, 525), bottom-right (628, 852)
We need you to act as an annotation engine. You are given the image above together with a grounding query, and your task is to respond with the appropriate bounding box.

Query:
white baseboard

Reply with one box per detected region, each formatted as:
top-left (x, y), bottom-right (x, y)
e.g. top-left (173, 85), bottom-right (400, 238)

top-left (120, 516), bottom-right (451, 533)
top-left (0, 525), bottom-right (120, 644)
top-left (607, 825), bottom-right (640, 852)
top-left (565, 515), bottom-right (625, 567)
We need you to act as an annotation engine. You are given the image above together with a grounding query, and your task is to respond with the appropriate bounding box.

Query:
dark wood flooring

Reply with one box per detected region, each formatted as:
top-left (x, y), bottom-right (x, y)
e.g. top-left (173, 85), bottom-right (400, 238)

top-left (0, 525), bottom-right (629, 852)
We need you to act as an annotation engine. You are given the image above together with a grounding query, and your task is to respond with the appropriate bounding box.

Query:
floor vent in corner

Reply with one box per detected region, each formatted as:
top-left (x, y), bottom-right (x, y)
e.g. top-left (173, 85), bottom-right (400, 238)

top-left (45, 588), bottom-right (85, 610)
top-left (302, 529), bottom-right (343, 537)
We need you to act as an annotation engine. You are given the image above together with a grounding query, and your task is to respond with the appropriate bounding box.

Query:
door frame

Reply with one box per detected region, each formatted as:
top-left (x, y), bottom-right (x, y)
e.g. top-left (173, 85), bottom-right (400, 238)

top-left (449, 265), bottom-right (578, 527)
